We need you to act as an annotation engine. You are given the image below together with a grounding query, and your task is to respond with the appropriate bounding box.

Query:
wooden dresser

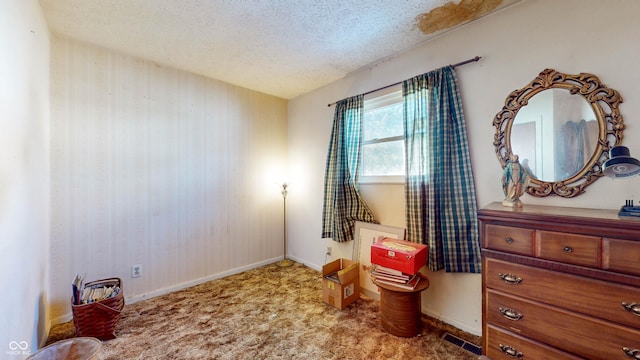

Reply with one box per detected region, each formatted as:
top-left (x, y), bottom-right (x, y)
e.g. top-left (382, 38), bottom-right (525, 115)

top-left (478, 202), bottom-right (640, 360)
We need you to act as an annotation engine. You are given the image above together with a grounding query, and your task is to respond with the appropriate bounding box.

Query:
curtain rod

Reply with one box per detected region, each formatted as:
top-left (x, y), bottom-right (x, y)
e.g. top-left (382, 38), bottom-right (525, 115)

top-left (327, 56), bottom-right (481, 107)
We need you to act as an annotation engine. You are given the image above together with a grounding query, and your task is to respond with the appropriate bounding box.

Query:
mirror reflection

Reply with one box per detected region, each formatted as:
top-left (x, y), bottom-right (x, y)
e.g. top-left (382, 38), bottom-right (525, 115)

top-left (493, 68), bottom-right (624, 198)
top-left (511, 89), bottom-right (598, 182)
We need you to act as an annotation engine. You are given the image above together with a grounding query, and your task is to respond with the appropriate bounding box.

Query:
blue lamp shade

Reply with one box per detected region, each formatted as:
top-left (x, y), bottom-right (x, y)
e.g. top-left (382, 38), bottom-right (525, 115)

top-left (603, 146), bottom-right (640, 178)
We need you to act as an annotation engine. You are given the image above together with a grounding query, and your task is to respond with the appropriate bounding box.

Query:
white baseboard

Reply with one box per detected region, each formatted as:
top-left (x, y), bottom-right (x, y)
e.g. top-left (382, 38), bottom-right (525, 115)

top-left (287, 254), bottom-right (321, 271)
top-left (125, 257), bottom-right (282, 305)
top-left (421, 309), bottom-right (481, 336)
top-left (360, 287), bottom-right (380, 301)
top-left (49, 256), bottom-right (282, 327)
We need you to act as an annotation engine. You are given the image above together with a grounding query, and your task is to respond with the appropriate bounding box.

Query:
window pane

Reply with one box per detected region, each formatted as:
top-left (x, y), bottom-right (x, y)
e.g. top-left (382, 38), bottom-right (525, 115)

top-left (361, 140), bottom-right (405, 176)
top-left (363, 102), bottom-right (403, 141)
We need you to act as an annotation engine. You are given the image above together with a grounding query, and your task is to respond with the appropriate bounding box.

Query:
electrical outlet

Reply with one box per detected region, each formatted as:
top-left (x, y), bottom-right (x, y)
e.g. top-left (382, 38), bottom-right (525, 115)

top-left (132, 264), bottom-right (142, 278)
top-left (326, 246), bottom-right (332, 255)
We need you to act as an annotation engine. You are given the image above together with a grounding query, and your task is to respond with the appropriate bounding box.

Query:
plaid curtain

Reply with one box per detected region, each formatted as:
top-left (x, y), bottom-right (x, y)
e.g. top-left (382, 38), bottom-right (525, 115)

top-left (403, 66), bottom-right (481, 273)
top-left (322, 95), bottom-right (377, 243)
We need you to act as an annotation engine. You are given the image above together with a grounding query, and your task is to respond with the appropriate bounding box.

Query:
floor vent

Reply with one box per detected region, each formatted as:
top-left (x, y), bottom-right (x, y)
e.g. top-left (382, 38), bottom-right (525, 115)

top-left (441, 332), bottom-right (482, 355)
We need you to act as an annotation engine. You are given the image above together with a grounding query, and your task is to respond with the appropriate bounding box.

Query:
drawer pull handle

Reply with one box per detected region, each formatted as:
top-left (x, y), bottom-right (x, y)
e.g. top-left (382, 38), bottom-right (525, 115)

top-left (622, 347), bottom-right (640, 359)
top-left (563, 246), bottom-right (573, 253)
top-left (499, 307), bottom-right (523, 321)
top-left (622, 302), bottom-right (640, 316)
top-left (499, 344), bottom-right (523, 358)
top-left (498, 273), bottom-right (523, 285)
top-left (505, 237), bottom-right (514, 244)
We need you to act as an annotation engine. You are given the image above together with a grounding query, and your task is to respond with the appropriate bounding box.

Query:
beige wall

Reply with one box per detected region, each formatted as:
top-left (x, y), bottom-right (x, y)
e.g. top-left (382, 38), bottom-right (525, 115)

top-left (48, 36), bottom-right (288, 323)
top-left (288, 0), bottom-right (640, 335)
top-left (0, 0), bottom-right (50, 353)
top-left (12, 0), bottom-right (640, 344)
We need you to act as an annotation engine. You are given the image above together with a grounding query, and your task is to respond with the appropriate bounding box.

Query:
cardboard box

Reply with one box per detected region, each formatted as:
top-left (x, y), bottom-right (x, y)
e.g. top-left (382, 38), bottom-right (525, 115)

top-left (371, 238), bottom-right (428, 275)
top-left (322, 258), bottom-right (360, 309)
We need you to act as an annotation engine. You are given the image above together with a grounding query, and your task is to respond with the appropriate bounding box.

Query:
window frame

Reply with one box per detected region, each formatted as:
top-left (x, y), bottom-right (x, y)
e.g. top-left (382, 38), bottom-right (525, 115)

top-left (359, 85), bottom-right (404, 185)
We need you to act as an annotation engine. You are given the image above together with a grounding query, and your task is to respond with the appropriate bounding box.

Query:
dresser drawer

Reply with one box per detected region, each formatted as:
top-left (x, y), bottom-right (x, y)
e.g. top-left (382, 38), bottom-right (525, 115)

top-left (536, 230), bottom-right (601, 268)
top-left (484, 258), bottom-right (640, 330)
top-left (605, 238), bottom-right (640, 276)
top-left (487, 290), bottom-right (640, 359)
top-left (484, 224), bottom-right (534, 256)
top-left (485, 324), bottom-right (581, 360)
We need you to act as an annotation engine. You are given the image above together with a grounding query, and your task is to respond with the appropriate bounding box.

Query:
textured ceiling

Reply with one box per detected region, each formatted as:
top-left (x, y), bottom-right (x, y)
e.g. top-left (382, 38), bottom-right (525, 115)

top-left (40, 0), bottom-right (519, 99)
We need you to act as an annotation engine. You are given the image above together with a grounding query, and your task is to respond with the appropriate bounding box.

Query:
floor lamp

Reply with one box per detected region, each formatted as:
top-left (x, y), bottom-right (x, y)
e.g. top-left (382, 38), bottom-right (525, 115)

top-left (276, 182), bottom-right (293, 267)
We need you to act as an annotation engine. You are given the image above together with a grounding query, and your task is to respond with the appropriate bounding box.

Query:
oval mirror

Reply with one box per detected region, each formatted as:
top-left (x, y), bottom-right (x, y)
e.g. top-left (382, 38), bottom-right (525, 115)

top-left (493, 69), bottom-right (624, 197)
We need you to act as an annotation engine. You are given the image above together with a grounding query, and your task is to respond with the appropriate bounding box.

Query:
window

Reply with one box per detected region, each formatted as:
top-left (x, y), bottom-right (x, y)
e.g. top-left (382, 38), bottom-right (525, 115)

top-left (360, 85), bottom-right (404, 183)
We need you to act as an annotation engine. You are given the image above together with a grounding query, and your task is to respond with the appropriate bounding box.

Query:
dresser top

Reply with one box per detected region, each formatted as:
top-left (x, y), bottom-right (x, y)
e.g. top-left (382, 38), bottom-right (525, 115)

top-left (480, 202), bottom-right (624, 220)
top-left (479, 202), bottom-right (640, 240)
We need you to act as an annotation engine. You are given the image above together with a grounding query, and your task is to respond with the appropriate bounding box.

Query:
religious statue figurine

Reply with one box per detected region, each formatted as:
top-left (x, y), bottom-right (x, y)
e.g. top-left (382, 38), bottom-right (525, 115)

top-left (501, 154), bottom-right (529, 208)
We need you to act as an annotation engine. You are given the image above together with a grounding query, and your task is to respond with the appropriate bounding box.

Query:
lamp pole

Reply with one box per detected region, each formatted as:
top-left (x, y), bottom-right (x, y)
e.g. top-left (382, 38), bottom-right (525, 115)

top-left (277, 183), bottom-right (293, 267)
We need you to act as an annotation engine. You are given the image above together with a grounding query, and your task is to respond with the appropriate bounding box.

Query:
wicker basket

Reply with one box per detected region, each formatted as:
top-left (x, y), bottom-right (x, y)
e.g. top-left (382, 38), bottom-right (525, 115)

top-left (71, 278), bottom-right (124, 340)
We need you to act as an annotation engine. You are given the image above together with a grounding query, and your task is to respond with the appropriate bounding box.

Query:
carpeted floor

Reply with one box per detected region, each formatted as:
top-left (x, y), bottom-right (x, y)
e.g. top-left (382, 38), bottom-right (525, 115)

top-left (47, 262), bottom-right (481, 359)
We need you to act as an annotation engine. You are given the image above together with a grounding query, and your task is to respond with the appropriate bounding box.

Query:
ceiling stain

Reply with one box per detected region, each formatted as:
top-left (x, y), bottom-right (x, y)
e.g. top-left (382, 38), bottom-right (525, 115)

top-left (415, 0), bottom-right (506, 35)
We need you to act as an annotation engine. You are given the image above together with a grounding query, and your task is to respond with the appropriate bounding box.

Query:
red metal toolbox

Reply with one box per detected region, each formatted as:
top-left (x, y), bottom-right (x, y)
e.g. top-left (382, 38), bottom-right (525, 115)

top-left (371, 238), bottom-right (428, 275)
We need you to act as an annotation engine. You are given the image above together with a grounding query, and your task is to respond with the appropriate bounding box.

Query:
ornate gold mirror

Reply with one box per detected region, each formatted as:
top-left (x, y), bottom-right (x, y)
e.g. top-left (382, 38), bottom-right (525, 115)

top-left (493, 69), bottom-right (624, 197)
